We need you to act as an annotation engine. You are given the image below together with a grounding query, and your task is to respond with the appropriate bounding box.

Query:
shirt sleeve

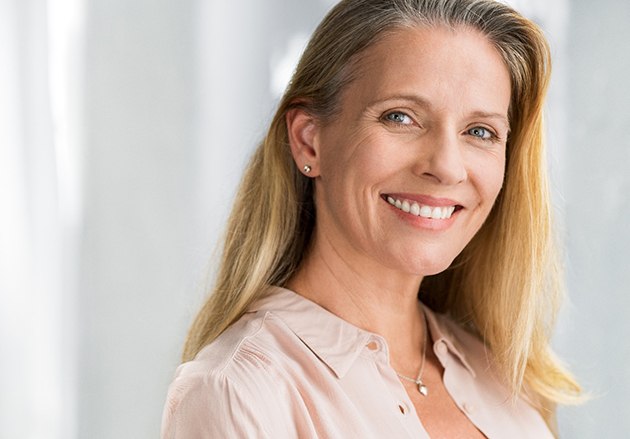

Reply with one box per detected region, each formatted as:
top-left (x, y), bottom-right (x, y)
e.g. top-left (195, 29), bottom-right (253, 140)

top-left (161, 370), bottom-right (272, 439)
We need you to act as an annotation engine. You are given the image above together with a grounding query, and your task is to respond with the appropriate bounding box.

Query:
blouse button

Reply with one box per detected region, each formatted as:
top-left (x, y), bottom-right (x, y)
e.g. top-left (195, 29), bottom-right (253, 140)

top-left (436, 341), bottom-right (448, 356)
top-left (463, 402), bottom-right (475, 415)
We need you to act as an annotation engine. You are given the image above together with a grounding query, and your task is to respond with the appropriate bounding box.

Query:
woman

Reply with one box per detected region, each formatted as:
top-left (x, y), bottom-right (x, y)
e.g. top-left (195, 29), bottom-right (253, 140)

top-left (162, 0), bottom-right (582, 437)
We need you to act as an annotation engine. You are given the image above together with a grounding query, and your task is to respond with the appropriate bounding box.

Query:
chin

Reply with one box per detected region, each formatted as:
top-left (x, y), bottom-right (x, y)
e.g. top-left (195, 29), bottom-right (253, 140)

top-left (395, 252), bottom-right (459, 278)
top-left (419, 261), bottom-right (455, 277)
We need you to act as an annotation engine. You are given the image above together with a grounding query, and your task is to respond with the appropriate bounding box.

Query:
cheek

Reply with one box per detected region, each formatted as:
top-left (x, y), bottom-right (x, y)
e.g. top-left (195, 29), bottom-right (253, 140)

top-left (320, 130), bottom-right (392, 188)
top-left (473, 154), bottom-right (506, 204)
top-left (488, 168), bottom-right (506, 201)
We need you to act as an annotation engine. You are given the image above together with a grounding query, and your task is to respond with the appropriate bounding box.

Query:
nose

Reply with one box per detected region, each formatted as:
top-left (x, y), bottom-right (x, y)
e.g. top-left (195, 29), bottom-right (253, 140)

top-left (412, 129), bottom-right (467, 185)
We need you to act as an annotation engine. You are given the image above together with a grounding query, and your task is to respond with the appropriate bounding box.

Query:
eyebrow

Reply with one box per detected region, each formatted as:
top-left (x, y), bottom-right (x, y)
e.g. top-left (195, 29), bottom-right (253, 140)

top-left (366, 93), bottom-right (511, 132)
top-left (365, 94), bottom-right (432, 112)
top-left (468, 110), bottom-right (511, 132)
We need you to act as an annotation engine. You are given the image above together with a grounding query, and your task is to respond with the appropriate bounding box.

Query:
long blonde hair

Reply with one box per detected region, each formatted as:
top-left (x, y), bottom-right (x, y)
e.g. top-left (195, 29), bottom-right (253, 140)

top-left (183, 0), bottom-right (581, 425)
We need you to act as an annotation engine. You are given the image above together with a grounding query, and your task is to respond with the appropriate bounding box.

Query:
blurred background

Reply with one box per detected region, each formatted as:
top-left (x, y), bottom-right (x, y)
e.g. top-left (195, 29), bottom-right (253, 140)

top-left (1, 0), bottom-right (628, 437)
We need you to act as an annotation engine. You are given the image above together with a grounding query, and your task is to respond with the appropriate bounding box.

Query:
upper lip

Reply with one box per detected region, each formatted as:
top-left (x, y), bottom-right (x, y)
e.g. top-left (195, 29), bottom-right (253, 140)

top-left (382, 193), bottom-right (463, 207)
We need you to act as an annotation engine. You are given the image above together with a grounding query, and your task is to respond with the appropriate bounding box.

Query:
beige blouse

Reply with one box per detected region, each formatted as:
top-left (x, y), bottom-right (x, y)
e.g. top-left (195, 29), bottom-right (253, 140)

top-left (161, 287), bottom-right (553, 438)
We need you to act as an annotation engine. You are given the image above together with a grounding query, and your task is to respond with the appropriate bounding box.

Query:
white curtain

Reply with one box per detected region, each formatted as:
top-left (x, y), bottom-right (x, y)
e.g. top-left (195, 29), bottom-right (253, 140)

top-left (0, 0), bottom-right (80, 437)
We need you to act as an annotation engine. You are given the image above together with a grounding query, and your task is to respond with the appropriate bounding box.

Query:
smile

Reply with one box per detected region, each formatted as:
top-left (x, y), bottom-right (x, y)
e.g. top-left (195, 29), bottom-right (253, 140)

top-left (386, 196), bottom-right (457, 219)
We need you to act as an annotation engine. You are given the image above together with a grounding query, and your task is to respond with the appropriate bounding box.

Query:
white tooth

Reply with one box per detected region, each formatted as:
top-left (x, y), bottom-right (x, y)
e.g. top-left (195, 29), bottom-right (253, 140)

top-left (448, 206), bottom-right (456, 218)
top-left (431, 207), bottom-right (442, 219)
top-left (395, 199), bottom-right (402, 209)
top-left (410, 203), bottom-right (420, 216)
top-left (419, 205), bottom-right (432, 218)
top-left (441, 207), bottom-right (450, 219)
top-left (402, 201), bottom-right (410, 212)
top-left (387, 196), bottom-right (395, 205)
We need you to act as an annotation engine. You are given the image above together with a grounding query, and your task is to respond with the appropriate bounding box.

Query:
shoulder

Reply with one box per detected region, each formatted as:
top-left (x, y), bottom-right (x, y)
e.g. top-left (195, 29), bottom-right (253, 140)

top-left (161, 311), bottom-right (299, 438)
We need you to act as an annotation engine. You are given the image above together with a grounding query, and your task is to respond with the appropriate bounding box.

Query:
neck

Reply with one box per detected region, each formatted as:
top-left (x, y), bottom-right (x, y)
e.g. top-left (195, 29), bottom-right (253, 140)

top-left (286, 229), bottom-right (428, 375)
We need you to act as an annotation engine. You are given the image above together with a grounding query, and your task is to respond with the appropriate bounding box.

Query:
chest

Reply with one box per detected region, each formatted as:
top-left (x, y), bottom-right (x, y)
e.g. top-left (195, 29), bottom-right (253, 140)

top-left (402, 350), bottom-right (488, 438)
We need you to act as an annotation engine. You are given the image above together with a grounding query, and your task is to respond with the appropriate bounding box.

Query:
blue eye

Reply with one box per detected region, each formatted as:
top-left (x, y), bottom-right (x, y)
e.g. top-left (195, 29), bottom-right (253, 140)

top-left (468, 126), bottom-right (493, 140)
top-left (384, 111), bottom-right (413, 125)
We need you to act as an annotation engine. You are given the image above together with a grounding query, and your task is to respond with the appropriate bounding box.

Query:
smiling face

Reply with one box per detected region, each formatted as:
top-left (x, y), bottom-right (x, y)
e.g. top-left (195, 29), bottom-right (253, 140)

top-left (292, 25), bottom-right (511, 278)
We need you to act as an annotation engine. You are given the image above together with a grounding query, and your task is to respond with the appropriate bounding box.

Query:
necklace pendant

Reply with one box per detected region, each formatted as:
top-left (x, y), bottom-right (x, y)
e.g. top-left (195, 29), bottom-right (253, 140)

top-left (418, 382), bottom-right (428, 396)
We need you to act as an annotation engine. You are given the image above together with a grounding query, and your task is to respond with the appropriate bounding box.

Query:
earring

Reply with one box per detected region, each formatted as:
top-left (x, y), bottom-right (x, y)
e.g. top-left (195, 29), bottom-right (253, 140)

top-left (303, 164), bottom-right (312, 174)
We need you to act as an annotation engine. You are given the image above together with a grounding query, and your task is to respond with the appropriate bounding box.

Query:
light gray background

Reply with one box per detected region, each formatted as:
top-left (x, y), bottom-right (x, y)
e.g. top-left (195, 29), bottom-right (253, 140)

top-left (4, 0), bottom-right (628, 437)
top-left (79, 0), bottom-right (630, 437)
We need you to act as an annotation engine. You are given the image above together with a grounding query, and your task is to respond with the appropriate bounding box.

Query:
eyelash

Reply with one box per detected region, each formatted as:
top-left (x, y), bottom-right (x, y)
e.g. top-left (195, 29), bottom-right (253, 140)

top-left (382, 111), bottom-right (415, 126)
top-left (466, 126), bottom-right (500, 143)
top-left (381, 110), bottom-right (502, 143)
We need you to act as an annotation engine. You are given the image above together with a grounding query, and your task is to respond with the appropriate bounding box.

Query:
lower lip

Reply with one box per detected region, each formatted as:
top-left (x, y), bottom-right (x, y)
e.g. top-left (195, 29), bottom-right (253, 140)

top-left (384, 199), bottom-right (458, 231)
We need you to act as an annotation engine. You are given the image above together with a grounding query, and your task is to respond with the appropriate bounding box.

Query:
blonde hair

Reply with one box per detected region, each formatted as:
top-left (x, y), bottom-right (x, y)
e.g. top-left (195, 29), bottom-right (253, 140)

top-left (183, 0), bottom-right (581, 427)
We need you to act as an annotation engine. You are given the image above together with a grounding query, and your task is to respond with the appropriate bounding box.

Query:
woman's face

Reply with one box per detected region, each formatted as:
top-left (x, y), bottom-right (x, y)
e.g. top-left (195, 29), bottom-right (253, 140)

top-left (311, 25), bottom-right (511, 277)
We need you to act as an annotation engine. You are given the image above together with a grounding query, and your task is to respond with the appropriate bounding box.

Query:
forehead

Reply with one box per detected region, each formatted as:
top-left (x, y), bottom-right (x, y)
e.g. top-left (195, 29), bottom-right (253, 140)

top-left (341, 25), bottom-right (511, 118)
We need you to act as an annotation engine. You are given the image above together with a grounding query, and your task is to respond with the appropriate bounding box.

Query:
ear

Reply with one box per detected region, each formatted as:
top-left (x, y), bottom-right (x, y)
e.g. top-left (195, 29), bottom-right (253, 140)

top-left (286, 107), bottom-right (320, 177)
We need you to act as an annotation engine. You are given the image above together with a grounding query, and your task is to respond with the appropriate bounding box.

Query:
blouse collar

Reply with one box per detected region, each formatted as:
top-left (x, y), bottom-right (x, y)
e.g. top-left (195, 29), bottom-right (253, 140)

top-left (248, 286), bottom-right (476, 379)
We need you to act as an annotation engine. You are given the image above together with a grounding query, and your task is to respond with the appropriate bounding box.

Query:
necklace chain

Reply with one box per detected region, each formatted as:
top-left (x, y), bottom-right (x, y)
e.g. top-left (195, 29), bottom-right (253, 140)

top-left (394, 307), bottom-right (429, 397)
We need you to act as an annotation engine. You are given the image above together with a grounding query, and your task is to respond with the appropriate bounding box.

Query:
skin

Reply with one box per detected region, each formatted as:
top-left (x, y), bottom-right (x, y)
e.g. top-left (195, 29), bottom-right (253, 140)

top-left (287, 25), bottom-right (511, 437)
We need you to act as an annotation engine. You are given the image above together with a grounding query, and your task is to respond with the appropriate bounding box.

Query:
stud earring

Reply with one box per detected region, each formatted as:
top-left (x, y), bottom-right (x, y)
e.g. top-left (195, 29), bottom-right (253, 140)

top-left (303, 164), bottom-right (312, 174)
